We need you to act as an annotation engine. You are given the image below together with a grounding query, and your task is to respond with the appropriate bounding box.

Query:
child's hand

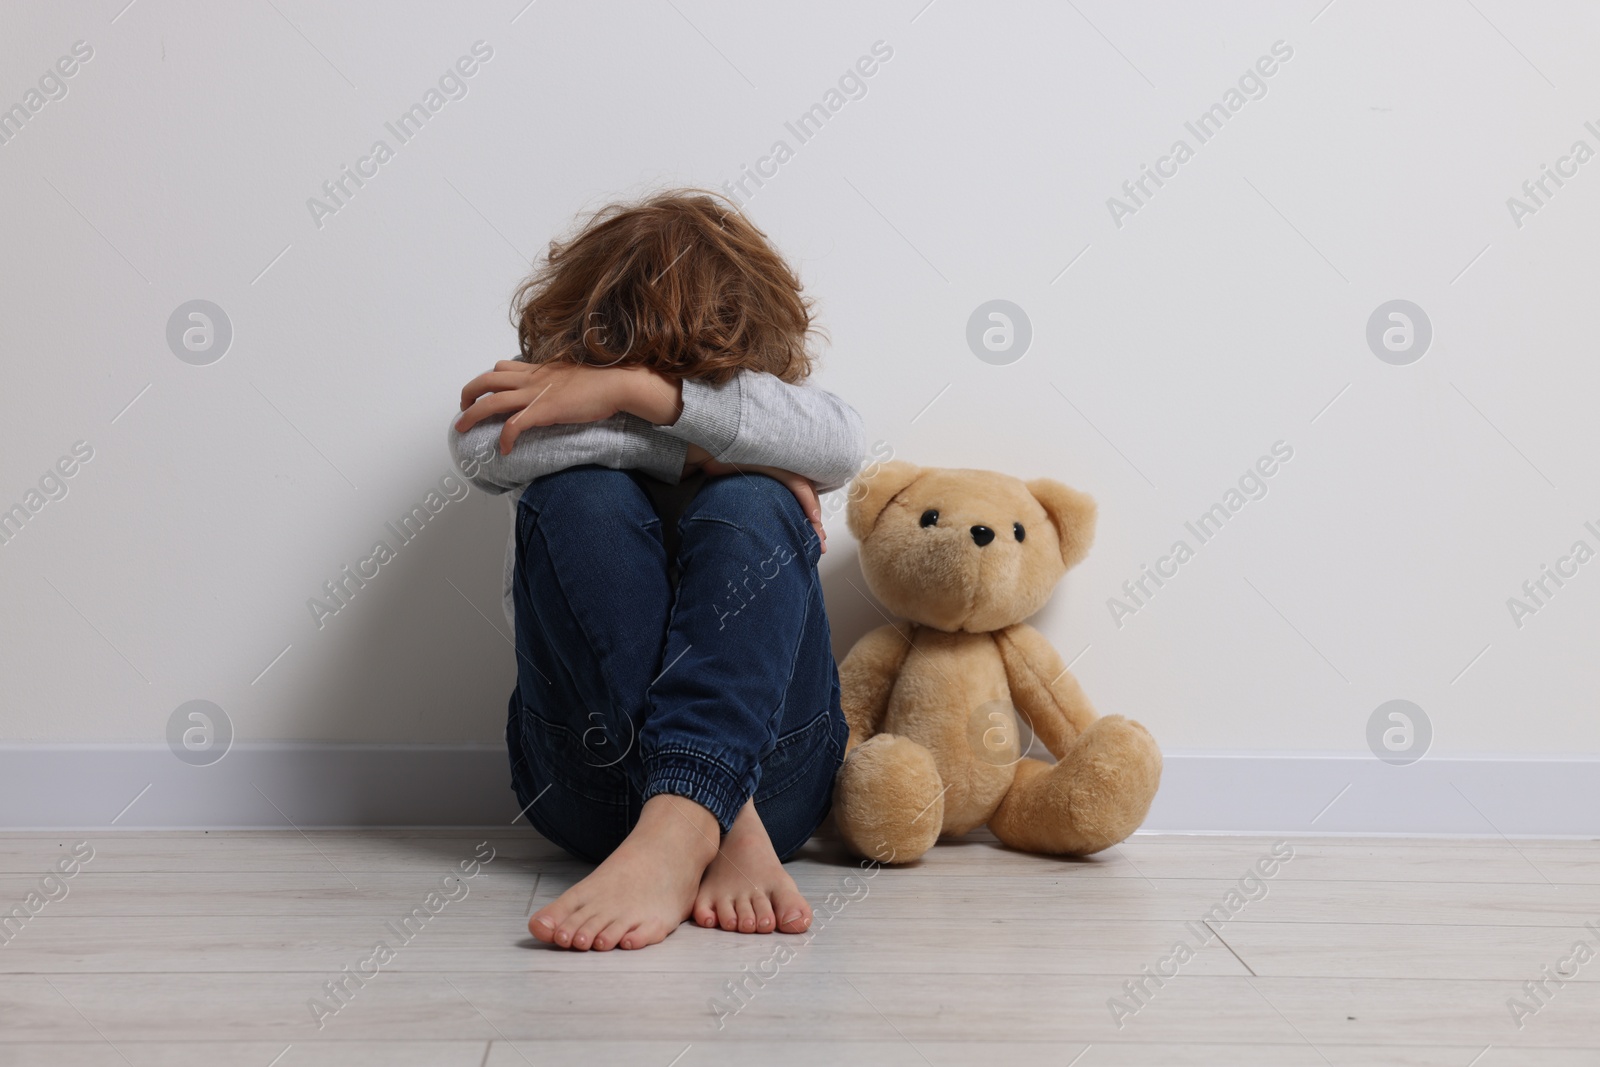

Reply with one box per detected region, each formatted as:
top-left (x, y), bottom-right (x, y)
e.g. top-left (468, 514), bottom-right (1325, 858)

top-left (456, 362), bottom-right (681, 456)
top-left (698, 460), bottom-right (828, 555)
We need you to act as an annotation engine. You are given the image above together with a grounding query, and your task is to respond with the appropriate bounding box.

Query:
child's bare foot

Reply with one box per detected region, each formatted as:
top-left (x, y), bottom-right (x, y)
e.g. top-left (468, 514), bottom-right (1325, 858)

top-left (693, 799), bottom-right (812, 934)
top-left (528, 794), bottom-right (719, 951)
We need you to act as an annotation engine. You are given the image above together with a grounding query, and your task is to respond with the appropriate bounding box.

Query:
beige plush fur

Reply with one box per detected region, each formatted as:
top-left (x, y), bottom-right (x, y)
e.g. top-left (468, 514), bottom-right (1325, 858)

top-left (833, 461), bottom-right (1162, 863)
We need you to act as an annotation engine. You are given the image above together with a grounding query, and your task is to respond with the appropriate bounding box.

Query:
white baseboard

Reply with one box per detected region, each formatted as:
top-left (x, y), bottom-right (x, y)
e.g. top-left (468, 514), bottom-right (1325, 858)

top-left (2, 745), bottom-right (1597, 836)
top-left (0, 744), bottom-right (517, 830)
top-left (1147, 751), bottom-right (1600, 837)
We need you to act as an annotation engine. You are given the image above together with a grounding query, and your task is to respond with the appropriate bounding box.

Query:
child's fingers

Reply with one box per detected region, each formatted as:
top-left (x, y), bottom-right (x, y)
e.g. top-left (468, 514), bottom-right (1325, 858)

top-left (459, 369), bottom-right (513, 408)
top-left (774, 474), bottom-right (827, 555)
top-left (458, 383), bottom-right (561, 436)
top-left (459, 368), bottom-right (537, 410)
top-left (791, 478), bottom-right (821, 523)
top-left (455, 387), bottom-right (540, 432)
top-left (499, 411), bottom-right (528, 456)
top-left (699, 466), bottom-right (828, 553)
top-left (500, 383), bottom-right (583, 452)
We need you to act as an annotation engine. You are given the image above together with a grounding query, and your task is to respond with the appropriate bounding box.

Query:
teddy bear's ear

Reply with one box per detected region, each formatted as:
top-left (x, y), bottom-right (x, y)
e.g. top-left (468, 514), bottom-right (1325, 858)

top-left (846, 460), bottom-right (924, 541)
top-left (1027, 478), bottom-right (1097, 570)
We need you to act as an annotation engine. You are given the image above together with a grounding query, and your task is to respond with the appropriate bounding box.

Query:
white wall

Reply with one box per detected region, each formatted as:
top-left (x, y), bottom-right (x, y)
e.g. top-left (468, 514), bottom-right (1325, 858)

top-left (2, 1), bottom-right (1597, 819)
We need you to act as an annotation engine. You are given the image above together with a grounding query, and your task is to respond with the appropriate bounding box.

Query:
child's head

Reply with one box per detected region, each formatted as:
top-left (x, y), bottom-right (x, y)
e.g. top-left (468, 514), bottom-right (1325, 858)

top-left (511, 190), bottom-right (818, 384)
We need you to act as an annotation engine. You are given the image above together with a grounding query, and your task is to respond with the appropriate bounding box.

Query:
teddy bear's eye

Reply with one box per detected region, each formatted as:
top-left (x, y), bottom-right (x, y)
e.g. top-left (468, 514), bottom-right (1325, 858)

top-left (1013, 523), bottom-right (1025, 542)
top-left (919, 509), bottom-right (939, 528)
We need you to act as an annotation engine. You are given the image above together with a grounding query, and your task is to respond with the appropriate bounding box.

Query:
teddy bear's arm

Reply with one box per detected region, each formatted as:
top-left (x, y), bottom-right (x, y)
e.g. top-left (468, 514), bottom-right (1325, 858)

top-left (994, 624), bottom-right (1100, 760)
top-left (839, 622), bottom-right (914, 752)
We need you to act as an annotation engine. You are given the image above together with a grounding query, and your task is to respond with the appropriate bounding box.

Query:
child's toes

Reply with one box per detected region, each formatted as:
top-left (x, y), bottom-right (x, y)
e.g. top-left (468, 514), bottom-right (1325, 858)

top-left (554, 907), bottom-right (590, 948)
top-left (752, 894), bottom-right (776, 933)
top-left (571, 911), bottom-right (610, 951)
top-left (736, 897), bottom-right (757, 933)
top-left (774, 887), bottom-right (812, 934)
top-left (620, 918), bottom-right (670, 951)
top-left (529, 902), bottom-right (568, 943)
top-left (592, 918), bottom-right (631, 952)
top-left (692, 896), bottom-right (718, 928)
top-left (716, 898), bottom-right (740, 932)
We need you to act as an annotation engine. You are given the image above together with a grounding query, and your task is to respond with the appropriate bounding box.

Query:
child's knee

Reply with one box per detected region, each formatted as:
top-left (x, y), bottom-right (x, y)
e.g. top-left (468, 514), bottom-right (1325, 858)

top-left (684, 473), bottom-right (806, 535)
top-left (519, 466), bottom-right (650, 524)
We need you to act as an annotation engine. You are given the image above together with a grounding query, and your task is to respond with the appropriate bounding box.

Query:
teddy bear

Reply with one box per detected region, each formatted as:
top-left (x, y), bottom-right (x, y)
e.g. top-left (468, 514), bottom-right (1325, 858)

top-left (832, 460), bottom-right (1162, 863)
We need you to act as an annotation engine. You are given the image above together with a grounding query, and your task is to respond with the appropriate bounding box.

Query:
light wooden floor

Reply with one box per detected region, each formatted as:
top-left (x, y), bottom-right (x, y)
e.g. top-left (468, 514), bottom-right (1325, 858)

top-left (3, 827), bottom-right (1599, 1065)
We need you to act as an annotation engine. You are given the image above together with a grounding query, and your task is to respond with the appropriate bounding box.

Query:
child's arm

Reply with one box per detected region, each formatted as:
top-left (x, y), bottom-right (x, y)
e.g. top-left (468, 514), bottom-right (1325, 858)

top-left (659, 373), bottom-right (865, 494)
top-left (448, 411), bottom-right (686, 495)
top-left (450, 362), bottom-right (864, 495)
top-left (450, 362), bottom-right (688, 494)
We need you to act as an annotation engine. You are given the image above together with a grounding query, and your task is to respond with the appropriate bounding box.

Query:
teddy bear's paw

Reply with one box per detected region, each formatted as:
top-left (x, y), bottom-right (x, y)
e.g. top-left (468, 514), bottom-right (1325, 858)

top-left (833, 733), bottom-right (944, 865)
top-left (989, 715), bottom-right (1162, 857)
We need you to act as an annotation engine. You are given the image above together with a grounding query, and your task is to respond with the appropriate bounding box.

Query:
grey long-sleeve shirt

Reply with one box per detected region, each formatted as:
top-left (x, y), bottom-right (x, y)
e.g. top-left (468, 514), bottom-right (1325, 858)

top-left (446, 371), bottom-right (865, 627)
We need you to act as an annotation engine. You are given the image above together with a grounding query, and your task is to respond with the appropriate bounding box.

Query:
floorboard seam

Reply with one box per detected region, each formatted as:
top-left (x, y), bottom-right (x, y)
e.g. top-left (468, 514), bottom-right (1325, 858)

top-left (1203, 920), bottom-right (1257, 977)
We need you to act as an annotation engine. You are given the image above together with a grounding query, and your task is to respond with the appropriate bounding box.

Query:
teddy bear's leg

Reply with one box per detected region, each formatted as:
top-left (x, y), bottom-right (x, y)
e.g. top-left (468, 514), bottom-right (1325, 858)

top-left (832, 733), bottom-right (945, 864)
top-left (989, 715), bottom-right (1161, 856)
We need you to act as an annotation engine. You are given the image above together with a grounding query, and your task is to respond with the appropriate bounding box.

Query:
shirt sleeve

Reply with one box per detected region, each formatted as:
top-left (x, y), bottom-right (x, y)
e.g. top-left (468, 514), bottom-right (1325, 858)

top-left (658, 372), bottom-right (866, 494)
top-left (445, 369), bottom-right (866, 497)
top-left (447, 410), bottom-right (687, 495)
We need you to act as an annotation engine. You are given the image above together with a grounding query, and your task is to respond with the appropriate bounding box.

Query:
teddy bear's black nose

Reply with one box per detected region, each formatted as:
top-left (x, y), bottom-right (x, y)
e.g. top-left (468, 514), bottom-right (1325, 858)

top-left (970, 525), bottom-right (995, 547)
